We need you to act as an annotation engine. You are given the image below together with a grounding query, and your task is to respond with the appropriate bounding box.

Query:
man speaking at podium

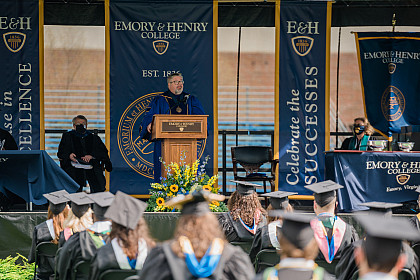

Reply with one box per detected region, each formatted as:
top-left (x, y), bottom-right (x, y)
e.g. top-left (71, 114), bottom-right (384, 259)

top-left (140, 73), bottom-right (205, 183)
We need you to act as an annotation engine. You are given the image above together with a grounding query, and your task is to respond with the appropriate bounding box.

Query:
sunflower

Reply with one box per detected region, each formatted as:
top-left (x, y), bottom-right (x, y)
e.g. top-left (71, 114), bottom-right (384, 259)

top-left (203, 185), bottom-right (212, 191)
top-left (170, 184), bottom-right (179, 193)
top-left (156, 197), bottom-right (165, 206)
top-left (211, 201), bottom-right (220, 206)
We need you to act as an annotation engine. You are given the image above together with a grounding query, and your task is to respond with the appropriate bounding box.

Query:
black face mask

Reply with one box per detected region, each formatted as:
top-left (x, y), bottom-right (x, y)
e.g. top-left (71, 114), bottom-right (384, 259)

top-left (75, 124), bottom-right (86, 134)
top-left (353, 125), bottom-right (365, 135)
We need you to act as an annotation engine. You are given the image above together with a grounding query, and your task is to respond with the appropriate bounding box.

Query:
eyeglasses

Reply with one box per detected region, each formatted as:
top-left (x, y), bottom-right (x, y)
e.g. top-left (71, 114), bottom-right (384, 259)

top-left (170, 80), bottom-right (184, 85)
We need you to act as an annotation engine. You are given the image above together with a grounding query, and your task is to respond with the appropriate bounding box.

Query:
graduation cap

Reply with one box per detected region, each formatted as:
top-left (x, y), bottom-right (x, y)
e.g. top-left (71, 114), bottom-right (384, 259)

top-left (89, 192), bottom-right (115, 221)
top-left (269, 211), bottom-right (315, 250)
top-left (104, 191), bottom-right (147, 230)
top-left (261, 191), bottom-right (297, 209)
top-left (230, 180), bottom-right (261, 195)
top-left (166, 190), bottom-right (225, 216)
top-left (64, 192), bottom-right (93, 218)
top-left (43, 190), bottom-right (70, 215)
top-left (359, 201), bottom-right (402, 215)
top-left (304, 180), bottom-right (343, 207)
top-left (356, 213), bottom-right (420, 265)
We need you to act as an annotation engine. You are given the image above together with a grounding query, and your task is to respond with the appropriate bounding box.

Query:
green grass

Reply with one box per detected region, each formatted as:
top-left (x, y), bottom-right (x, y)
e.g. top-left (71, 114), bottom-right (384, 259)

top-left (0, 254), bottom-right (35, 280)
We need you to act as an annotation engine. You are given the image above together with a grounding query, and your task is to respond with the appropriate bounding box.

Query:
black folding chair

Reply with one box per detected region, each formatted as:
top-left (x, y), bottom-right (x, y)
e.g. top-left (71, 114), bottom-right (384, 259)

top-left (34, 242), bottom-right (58, 280)
top-left (230, 241), bottom-right (253, 254)
top-left (254, 248), bottom-right (280, 273)
top-left (99, 269), bottom-right (137, 280)
top-left (231, 146), bottom-right (278, 194)
top-left (72, 260), bottom-right (90, 280)
top-left (125, 275), bottom-right (140, 280)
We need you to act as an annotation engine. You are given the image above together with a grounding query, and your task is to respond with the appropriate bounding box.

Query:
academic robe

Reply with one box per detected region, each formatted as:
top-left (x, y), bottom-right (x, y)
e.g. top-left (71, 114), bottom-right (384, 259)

top-left (218, 212), bottom-right (267, 243)
top-left (254, 258), bottom-right (335, 280)
top-left (138, 242), bottom-right (255, 280)
top-left (56, 221), bottom-right (111, 280)
top-left (0, 128), bottom-right (18, 150)
top-left (139, 90), bottom-right (205, 182)
top-left (28, 220), bottom-right (56, 280)
top-left (249, 222), bottom-right (281, 265)
top-left (335, 240), bottom-right (419, 280)
top-left (57, 130), bottom-right (111, 192)
top-left (89, 238), bottom-right (150, 280)
top-left (311, 218), bottom-right (359, 269)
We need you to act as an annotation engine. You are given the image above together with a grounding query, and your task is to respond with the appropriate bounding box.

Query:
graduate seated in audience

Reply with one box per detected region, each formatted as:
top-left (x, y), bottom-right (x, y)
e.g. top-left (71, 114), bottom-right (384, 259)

top-left (139, 190), bottom-right (255, 280)
top-left (304, 181), bottom-right (358, 269)
top-left (28, 190), bottom-right (70, 280)
top-left (335, 202), bottom-right (420, 280)
top-left (354, 214), bottom-right (420, 280)
top-left (218, 181), bottom-right (267, 243)
top-left (58, 192), bottom-right (93, 246)
top-left (249, 191), bottom-right (296, 265)
top-left (255, 211), bottom-right (334, 280)
top-left (56, 192), bottom-right (114, 280)
top-left (89, 191), bottom-right (155, 280)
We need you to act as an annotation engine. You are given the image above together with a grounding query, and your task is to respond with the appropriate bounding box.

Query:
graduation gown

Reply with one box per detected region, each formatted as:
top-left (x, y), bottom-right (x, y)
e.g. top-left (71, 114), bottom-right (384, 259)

top-left (57, 130), bottom-right (111, 192)
top-left (335, 240), bottom-right (420, 280)
top-left (312, 218), bottom-right (359, 266)
top-left (56, 223), bottom-right (111, 280)
top-left (254, 258), bottom-right (335, 280)
top-left (89, 238), bottom-right (149, 280)
top-left (249, 222), bottom-right (281, 265)
top-left (28, 220), bottom-right (55, 280)
top-left (139, 242), bottom-right (255, 280)
top-left (0, 128), bottom-right (18, 150)
top-left (139, 90), bottom-right (205, 182)
top-left (218, 212), bottom-right (267, 243)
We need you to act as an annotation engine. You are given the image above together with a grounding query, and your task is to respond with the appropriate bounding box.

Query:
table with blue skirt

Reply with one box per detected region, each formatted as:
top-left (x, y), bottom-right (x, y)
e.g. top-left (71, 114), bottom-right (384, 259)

top-left (325, 150), bottom-right (420, 212)
top-left (0, 150), bottom-right (79, 205)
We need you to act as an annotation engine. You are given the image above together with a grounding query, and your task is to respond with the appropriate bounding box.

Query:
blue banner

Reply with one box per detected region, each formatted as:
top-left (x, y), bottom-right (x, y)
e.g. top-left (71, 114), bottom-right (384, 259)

top-left (326, 151), bottom-right (419, 212)
top-left (355, 32), bottom-right (420, 138)
top-left (0, 0), bottom-right (41, 150)
top-left (277, 1), bottom-right (331, 194)
top-left (107, 0), bottom-right (216, 195)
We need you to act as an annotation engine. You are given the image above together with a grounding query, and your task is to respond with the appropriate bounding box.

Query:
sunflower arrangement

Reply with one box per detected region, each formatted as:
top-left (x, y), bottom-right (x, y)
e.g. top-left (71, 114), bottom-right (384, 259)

top-left (146, 155), bottom-right (228, 212)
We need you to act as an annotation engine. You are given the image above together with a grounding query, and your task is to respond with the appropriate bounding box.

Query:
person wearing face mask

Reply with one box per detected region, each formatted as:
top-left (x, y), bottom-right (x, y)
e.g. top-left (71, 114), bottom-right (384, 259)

top-left (340, 117), bottom-right (374, 151)
top-left (58, 115), bottom-right (112, 193)
top-left (139, 72), bottom-right (205, 183)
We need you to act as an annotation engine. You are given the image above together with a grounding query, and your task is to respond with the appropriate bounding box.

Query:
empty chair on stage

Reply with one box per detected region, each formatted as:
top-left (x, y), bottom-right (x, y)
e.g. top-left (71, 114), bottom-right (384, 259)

top-left (139, 191), bottom-right (255, 280)
top-left (56, 192), bottom-right (114, 280)
top-left (89, 191), bottom-right (155, 280)
top-left (218, 181), bottom-right (267, 243)
top-left (249, 190), bottom-right (296, 265)
top-left (28, 190), bottom-right (70, 280)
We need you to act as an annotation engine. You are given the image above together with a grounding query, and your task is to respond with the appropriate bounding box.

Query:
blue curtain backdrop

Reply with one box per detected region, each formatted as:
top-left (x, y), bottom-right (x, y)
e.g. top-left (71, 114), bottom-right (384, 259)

top-left (355, 32), bottom-right (420, 138)
top-left (0, 0), bottom-right (41, 150)
top-left (107, 0), bottom-right (215, 195)
top-left (277, 1), bottom-right (331, 195)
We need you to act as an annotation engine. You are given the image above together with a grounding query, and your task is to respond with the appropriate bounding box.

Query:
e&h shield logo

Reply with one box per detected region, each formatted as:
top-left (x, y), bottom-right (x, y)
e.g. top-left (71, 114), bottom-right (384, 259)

top-left (396, 174), bottom-right (410, 185)
top-left (153, 40), bottom-right (169, 55)
top-left (388, 63), bottom-right (396, 74)
top-left (291, 36), bottom-right (314, 56)
top-left (381, 86), bottom-right (405, 122)
top-left (3, 32), bottom-right (26, 53)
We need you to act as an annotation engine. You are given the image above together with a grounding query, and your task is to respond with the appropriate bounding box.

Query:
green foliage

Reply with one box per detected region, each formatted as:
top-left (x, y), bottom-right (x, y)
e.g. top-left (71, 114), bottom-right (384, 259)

top-left (146, 155), bottom-right (227, 212)
top-left (0, 254), bottom-right (35, 280)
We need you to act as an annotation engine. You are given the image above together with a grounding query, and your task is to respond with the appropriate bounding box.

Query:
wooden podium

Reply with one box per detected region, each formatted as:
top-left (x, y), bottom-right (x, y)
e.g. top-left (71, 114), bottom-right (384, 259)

top-left (151, 114), bottom-right (208, 176)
